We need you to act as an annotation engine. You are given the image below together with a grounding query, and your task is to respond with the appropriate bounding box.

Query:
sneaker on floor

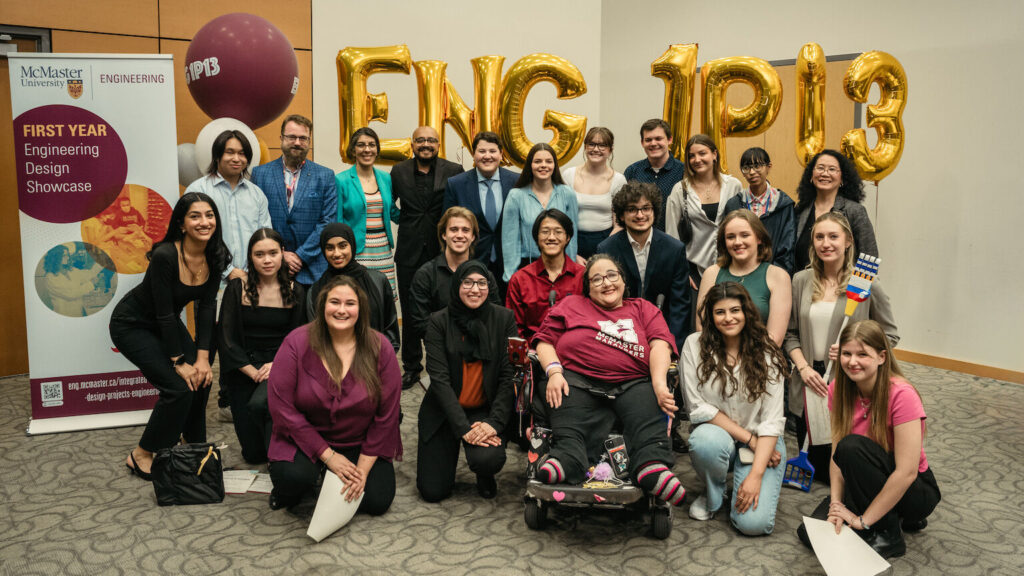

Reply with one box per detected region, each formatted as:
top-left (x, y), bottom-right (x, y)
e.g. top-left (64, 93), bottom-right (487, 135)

top-left (217, 407), bottom-right (233, 423)
top-left (688, 494), bottom-right (717, 521)
top-left (476, 474), bottom-right (497, 499)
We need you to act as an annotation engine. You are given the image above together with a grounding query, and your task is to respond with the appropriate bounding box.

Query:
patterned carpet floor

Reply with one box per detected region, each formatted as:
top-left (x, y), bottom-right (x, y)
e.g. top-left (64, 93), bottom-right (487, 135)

top-left (0, 361), bottom-right (1020, 575)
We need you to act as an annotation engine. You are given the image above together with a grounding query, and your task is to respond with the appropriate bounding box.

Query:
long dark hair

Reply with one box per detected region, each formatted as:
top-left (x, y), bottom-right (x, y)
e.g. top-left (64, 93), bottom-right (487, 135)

top-left (514, 142), bottom-right (565, 188)
top-left (796, 149), bottom-right (865, 210)
top-left (308, 275), bottom-right (382, 403)
top-left (697, 282), bottom-right (788, 402)
top-left (244, 228), bottom-right (298, 307)
top-left (206, 130), bottom-right (253, 179)
top-left (150, 192), bottom-right (231, 275)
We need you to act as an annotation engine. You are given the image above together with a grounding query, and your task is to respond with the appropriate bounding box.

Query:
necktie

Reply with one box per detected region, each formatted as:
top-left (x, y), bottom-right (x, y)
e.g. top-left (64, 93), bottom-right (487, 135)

top-left (484, 179), bottom-right (498, 228)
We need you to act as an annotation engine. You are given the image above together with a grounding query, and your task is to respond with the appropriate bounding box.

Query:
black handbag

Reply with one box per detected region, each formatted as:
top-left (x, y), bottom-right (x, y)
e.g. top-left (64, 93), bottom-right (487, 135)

top-left (151, 442), bottom-right (225, 506)
top-left (677, 189), bottom-right (694, 245)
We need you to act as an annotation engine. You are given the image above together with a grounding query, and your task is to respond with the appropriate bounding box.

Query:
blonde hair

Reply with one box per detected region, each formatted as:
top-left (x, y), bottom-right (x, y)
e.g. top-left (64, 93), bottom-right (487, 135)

top-left (809, 212), bottom-right (855, 301)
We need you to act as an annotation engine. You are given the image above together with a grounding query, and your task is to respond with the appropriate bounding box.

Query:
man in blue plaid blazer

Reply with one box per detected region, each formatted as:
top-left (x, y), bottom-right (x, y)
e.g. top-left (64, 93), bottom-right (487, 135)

top-left (252, 115), bottom-right (338, 287)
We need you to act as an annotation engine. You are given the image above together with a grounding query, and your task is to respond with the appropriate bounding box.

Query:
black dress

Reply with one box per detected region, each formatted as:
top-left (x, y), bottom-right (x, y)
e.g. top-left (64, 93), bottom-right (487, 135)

top-left (217, 278), bottom-right (306, 463)
top-left (108, 243), bottom-right (219, 452)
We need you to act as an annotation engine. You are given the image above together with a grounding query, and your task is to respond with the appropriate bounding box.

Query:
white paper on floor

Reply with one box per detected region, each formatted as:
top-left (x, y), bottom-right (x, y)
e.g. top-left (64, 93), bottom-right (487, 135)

top-left (803, 516), bottom-right (892, 576)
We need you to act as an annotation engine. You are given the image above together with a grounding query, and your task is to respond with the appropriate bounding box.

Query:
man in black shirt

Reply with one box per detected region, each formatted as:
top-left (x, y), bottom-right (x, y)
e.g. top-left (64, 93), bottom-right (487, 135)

top-left (391, 127), bottom-right (465, 389)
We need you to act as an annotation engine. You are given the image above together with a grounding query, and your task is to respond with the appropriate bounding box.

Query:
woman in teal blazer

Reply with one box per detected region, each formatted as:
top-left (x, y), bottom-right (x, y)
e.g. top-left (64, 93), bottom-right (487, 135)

top-left (336, 127), bottom-right (398, 297)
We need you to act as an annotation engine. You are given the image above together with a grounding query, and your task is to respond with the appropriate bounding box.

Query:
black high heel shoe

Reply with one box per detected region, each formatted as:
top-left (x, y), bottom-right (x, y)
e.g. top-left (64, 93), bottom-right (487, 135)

top-left (126, 451), bottom-right (153, 481)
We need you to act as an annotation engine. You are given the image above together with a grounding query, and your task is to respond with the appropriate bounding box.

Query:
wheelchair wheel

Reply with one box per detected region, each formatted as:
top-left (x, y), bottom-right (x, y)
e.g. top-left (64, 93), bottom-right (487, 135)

top-left (524, 499), bottom-right (547, 530)
top-left (651, 505), bottom-right (672, 540)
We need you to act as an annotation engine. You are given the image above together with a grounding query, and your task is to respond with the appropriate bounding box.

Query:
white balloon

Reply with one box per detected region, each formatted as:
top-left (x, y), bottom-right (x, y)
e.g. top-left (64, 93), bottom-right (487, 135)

top-left (194, 118), bottom-right (262, 178)
top-left (177, 143), bottom-right (203, 188)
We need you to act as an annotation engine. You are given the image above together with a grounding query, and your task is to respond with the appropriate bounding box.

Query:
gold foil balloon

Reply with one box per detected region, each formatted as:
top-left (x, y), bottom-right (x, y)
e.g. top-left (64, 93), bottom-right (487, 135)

top-left (796, 43), bottom-right (826, 166)
top-left (497, 53), bottom-right (587, 167)
top-left (700, 56), bottom-right (783, 173)
top-left (652, 44), bottom-right (698, 159)
top-left (841, 51), bottom-right (907, 182)
top-left (256, 136), bottom-right (271, 166)
top-left (413, 56), bottom-right (506, 157)
top-left (336, 45), bottom-right (412, 164)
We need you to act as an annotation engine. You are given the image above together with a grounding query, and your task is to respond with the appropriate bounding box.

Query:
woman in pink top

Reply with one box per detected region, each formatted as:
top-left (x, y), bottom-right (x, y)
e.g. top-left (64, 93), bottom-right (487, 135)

top-left (812, 320), bottom-right (940, 559)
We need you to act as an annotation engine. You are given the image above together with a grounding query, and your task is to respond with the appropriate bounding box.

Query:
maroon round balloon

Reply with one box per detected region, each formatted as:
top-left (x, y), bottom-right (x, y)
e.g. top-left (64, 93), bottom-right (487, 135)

top-left (185, 13), bottom-right (299, 129)
top-left (14, 105), bottom-right (128, 224)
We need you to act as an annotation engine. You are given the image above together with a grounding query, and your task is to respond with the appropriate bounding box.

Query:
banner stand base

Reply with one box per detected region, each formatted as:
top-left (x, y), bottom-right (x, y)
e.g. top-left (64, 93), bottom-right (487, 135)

top-left (27, 409), bottom-right (152, 436)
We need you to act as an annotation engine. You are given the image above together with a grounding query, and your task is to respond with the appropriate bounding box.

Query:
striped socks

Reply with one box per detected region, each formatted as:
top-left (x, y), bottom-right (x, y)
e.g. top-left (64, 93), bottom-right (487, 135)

top-left (637, 462), bottom-right (686, 506)
top-left (538, 457), bottom-right (565, 484)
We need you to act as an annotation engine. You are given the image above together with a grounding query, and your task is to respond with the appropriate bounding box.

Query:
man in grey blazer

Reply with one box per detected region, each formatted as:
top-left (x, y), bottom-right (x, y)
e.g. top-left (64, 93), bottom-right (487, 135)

top-left (391, 126), bottom-right (465, 389)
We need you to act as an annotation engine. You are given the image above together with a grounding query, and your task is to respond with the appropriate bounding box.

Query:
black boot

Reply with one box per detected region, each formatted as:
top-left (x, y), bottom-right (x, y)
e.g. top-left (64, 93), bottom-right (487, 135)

top-left (796, 496), bottom-right (831, 550)
top-left (866, 514), bottom-right (906, 559)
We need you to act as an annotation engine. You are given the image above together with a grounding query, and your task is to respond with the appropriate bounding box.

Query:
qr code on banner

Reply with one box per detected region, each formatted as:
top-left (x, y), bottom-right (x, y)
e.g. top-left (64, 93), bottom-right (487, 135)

top-left (40, 381), bottom-right (63, 407)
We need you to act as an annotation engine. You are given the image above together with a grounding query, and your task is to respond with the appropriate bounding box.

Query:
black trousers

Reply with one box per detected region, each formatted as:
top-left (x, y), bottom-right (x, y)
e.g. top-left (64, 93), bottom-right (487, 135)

top-left (416, 408), bottom-right (507, 502)
top-left (548, 371), bottom-right (674, 485)
top-left (397, 260), bottom-right (426, 374)
top-left (833, 434), bottom-right (940, 527)
top-left (795, 360), bottom-right (832, 484)
top-left (269, 446), bottom-right (395, 515)
top-left (222, 370), bottom-right (270, 464)
top-left (110, 320), bottom-right (208, 452)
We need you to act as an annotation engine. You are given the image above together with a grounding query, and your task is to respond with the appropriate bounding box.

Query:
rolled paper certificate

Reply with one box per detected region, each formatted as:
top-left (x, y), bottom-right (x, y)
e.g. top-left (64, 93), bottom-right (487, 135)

top-left (307, 472), bottom-right (363, 543)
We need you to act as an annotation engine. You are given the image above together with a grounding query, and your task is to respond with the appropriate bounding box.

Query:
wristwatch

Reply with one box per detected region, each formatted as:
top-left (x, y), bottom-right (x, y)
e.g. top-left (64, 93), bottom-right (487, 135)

top-left (860, 516), bottom-right (871, 530)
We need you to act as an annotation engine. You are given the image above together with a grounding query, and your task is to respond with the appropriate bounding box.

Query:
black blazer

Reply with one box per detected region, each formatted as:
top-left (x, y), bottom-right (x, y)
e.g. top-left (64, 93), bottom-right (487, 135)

top-left (597, 229), bottom-right (691, 351)
top-left (443, 167), bottom-right (520, 265)
top-left (418, 306), bottom-right (517, 442)
top-left (390, 157), bottom-right (465, 268)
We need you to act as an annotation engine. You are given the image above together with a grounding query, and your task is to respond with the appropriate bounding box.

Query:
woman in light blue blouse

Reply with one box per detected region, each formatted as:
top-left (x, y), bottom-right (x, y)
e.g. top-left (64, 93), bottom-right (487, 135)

top-left (500, 143), bottom-right (578, 282)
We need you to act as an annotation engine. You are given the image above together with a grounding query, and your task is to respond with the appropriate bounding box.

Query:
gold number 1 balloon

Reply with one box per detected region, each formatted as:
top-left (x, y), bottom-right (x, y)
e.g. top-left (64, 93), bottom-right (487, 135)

top-left (652, 44), bottom-right (698, 159)
top-left (796, 43), bottom-right (826, 166)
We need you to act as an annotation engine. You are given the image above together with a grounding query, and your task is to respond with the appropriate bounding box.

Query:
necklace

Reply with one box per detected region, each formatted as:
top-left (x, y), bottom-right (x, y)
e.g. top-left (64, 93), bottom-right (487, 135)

top-left (179, 243), bottom-right (206, 283)
top-left (858, 396), bottom-right (870, 418)
top-left (697, 179), bottom-right (719, 203)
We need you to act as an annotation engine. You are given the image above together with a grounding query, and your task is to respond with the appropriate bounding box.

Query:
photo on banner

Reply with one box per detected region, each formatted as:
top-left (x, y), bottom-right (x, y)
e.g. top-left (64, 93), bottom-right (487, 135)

top-left (8, 53), bottom-right (179, 434)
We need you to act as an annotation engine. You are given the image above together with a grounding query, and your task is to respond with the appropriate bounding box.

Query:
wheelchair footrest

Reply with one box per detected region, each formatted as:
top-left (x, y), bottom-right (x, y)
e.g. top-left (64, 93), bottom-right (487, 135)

top-left (525, 480), bottom-right (644, 506)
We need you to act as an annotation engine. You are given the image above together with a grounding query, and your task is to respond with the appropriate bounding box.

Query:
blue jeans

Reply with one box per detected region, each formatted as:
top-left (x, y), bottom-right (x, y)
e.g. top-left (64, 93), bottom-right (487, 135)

top-left (688, 423), bottom-right (786, 535)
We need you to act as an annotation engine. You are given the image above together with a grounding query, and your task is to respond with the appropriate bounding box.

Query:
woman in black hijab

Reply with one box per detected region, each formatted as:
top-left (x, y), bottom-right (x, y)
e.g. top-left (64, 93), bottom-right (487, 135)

top-left (307, 223), bottom-right (399, 351)
top-left (416, 260), bottom-right (517, 502)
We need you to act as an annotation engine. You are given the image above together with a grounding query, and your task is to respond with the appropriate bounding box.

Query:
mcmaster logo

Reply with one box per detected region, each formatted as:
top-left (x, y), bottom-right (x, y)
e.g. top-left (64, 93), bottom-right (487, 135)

top-left (20, 65), bottom-right (84, 80)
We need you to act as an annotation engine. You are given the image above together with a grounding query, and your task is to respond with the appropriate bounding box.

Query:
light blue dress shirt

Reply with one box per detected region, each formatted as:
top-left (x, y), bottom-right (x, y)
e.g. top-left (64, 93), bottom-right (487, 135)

top-left (500, 183), bottom-right (579, 281)
top-left (185, 173), bottom-right (272, 279)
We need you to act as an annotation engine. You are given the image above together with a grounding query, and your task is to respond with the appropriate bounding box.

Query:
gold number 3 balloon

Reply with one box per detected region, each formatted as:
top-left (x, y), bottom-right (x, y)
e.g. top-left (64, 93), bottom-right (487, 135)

top-left (841, 51), bottom-right (907, 182)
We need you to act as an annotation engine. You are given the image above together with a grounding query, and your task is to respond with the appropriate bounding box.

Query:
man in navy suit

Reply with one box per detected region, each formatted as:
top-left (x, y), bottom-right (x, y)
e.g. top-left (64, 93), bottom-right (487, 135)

top-left (598, 181), bottom-right (691, 351)
top-left (252, 115), bottom-right (338, 288)
top-left (598, 181), bottom-right (692, 453)
top-left (443, 131), bottom-right (518, 298)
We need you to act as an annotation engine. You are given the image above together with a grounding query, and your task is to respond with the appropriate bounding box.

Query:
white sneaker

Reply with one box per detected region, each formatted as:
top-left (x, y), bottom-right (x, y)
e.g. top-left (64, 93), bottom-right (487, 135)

top-left (688, 494), bottom-right (717, 521)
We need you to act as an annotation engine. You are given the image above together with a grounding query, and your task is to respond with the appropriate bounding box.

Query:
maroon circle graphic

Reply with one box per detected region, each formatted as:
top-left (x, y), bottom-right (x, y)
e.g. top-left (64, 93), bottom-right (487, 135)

top-left (185, 13), bottom-right (299, 129)
top-left (14, 105), bottom-right (128, 224)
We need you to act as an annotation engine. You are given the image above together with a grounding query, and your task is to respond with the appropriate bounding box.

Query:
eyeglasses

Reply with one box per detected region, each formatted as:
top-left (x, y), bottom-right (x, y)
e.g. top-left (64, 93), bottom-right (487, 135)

top-left (813, 165), bottom-right (840, 175)
top-left (624, 205), bottom-right (653, 216)
top-left (414, 137), bottom-right (439, 145)
top-left (585, 142), bottom-right (610, 150)
top-left (282, 135), bottom-right (309, 143)
top-left (740, 163), bottom-right (767, 173)
top-left (355, 142), bottom-right (378, 150)
top-left (589, 271), bottom-right (621, 286)
top-left (460, 279), bottom-right (489, 290)
top-left (538, 228), bottom-right (566, 238)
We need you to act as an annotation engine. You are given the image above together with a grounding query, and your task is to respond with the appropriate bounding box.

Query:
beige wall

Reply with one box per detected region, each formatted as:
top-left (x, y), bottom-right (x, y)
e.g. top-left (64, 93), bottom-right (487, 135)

top-left (598, 0), bottom-right (1023, 372)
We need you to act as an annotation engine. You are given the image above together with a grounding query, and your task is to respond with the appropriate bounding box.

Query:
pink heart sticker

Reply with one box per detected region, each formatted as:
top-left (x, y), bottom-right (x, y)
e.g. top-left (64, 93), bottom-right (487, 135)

top-left (527, 451), bottom-right (538, 463)
top-left (552, 491), bottom-right (565, 502)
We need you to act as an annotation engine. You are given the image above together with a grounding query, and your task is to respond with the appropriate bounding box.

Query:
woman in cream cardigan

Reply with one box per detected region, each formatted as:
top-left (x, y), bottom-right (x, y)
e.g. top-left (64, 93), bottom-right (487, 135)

top-left (783, 212), bottom-right (898, 483)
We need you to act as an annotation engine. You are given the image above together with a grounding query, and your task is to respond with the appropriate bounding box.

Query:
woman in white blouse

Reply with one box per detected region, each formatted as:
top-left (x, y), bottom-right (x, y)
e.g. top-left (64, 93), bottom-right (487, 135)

top-left (562, 127), bottom-right (626, 262)
top-left (683, 281), bottom-right (789, 535)
top-left (666, 134), bottom-right (743, 287)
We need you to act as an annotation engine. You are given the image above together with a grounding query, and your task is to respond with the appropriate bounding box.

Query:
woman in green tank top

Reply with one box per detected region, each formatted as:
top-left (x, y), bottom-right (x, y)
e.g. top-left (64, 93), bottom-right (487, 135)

top-left (695, 209), bottom-right (791, 345)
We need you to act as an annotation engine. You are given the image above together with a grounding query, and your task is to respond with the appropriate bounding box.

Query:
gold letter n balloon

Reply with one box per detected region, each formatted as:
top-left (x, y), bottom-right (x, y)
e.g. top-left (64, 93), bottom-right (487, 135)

top-left (841, 51), bottom-right (907, 183)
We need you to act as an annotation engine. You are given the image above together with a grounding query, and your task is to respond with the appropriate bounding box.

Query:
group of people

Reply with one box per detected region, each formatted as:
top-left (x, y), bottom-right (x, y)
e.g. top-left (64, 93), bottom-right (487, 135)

top-left (109, 114), bottom-right (938, 558)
